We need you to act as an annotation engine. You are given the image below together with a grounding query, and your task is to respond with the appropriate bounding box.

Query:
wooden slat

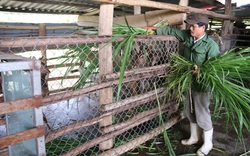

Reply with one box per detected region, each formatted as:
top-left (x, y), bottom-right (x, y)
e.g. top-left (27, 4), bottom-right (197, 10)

top-left (0, 25), bottom-right (78, 30)
top-left (99, 112), bottom-right (184, 156)
top-left (98, 3), bottom-right (114, 151)
top-left (0, 96), bottom-right (42, 115)
top-left (0, 35), bottom-right (177, 48)
top-left (94, 0), bottom-right (241, 21)
top-left (78, 10), bottom-right (183, 27)
top-left (0, 126), bottom-right (45, 149)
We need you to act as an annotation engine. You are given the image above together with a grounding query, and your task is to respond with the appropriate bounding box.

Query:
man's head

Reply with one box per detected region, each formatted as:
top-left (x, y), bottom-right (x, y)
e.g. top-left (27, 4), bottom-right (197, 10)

top-left (185, 13), bottom-right (209, 39)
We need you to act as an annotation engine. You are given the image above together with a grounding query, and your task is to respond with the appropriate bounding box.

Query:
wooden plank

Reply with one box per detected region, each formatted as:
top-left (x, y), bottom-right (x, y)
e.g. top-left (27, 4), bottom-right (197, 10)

top-left (99, 112), bottom-right (184, 156)
top-left (0, 126), bottom-right (45, 149)
top-left (45, 92), bottom-right (165, 143)
top-left (60, 111), bottom-right (183, 156)
top-left (0, 96), bottom-right (42, 115)
top-left (0, 35), bottom-right (176, 48)
top-left (101, 101), bottom-right (173, 133)
top-left (101, 88), bottom-right (165, 111)
top-left (39, 24), bottom-right (47, 65)
top-left (94, 0), bottom-right (241, 21)
top-left (0, 25), bottom-right (78, 30)
top-left (42, 61), bottom-right (171, 106)
top-left (78, 10), bottom-right (183, 27)
top-left (98, 3), bottom-right (114, 150)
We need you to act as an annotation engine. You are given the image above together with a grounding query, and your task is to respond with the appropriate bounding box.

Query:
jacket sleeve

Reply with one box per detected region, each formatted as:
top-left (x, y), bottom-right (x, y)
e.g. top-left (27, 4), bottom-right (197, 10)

top-left (207, 41), bottom-right (220, 58)
top-left (156, 26), bottom-right (189, 42)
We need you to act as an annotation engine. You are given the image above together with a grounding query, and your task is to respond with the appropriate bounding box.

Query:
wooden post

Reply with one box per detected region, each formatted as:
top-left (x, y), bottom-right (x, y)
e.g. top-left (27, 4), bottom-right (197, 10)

top-left (39, 24), bottom-right (47, 64)
top-left (134, 6), bottom-right (141, 15)
top-left (221, 0), bottom-right (235, 53)
top-left (178, 0), bottom-right (189, 30)
top-left (178, 0), bottom-right (189, 56)
top-left (98, 3), bottom-right (114, 150)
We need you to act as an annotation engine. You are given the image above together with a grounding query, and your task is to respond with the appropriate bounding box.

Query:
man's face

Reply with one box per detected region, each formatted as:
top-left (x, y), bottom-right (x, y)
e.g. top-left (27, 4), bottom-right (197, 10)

top-left (188, 23), bottom-right (205, 39)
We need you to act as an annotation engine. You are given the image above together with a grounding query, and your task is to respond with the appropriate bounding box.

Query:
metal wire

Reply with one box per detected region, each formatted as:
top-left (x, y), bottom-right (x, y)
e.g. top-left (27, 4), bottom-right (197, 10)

top-left (0, 35), bottom-right (180, 156)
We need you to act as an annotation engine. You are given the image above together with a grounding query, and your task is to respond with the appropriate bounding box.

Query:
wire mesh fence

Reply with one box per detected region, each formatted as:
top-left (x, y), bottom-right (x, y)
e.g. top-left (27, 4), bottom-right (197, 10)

top-left (0, 35), bottom-right (182, 156)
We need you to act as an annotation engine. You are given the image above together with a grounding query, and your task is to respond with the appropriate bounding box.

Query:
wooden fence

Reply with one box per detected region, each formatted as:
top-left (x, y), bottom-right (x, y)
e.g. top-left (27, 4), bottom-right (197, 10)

top-left (0, 35), bottom-right (184, 156)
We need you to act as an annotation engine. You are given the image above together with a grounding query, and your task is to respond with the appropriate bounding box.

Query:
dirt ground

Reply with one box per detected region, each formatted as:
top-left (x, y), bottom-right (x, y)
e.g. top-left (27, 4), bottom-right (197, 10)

top-left (124, 112), bottom-right (250, 156)
top-left (173, 117), bottom-right (250, 156)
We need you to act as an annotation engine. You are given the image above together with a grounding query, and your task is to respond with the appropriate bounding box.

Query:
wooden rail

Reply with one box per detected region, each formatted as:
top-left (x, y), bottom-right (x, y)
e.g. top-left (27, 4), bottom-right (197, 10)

top-left (0, 126), bottom-right (45, 149)
top-left (94, 0), bottom-right (241, 21)
top-left (0, 96), bottom-right (42, 115)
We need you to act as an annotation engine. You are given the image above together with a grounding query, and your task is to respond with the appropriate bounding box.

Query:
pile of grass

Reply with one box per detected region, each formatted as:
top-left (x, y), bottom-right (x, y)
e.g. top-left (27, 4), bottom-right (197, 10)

top-left (164, 47), bottom-right (250, 145)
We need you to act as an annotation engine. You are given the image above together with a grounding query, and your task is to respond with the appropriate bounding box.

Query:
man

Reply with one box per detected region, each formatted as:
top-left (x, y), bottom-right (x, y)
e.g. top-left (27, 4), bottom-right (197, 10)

top-left (148, 13), bottom-right (220, 156)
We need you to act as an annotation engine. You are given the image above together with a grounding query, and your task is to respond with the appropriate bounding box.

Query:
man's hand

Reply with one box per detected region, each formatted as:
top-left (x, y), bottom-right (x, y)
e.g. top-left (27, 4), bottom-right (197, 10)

top-left (192, 64), bottom-right (199, 76)
top-left (146, 26), bottom-right (156, 35)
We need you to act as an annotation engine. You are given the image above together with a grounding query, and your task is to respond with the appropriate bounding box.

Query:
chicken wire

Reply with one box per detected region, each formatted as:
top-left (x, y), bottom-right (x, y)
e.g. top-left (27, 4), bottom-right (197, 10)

top-left (0, 35), bottom-right (180, 156)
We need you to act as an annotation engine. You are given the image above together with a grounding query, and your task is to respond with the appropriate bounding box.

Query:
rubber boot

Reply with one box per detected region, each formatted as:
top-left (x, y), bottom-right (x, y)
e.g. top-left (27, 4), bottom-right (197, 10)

top-left (197, 128), bottom-right (213, 156)
top-left (181, 123), bottom-right (201, 145)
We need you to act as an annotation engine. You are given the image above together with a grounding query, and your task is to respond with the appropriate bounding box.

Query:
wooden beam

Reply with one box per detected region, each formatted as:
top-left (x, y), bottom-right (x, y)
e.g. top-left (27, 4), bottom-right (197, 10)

top-left (93, 0), bottom-right (241, 21)
top-left (99, 112), bottom-right (184, 156)
top-left (221, 0), bottom-right (233, 36)
top-left (0, 96), bottom-right (42, 115)
top-left (178, 0), bottom-right (189, 30)
top-left (78, 10), bottom-right (183, 28)
top-left (220, 0), bottom-right (235, 53)
top-left (39, 24), bottom-right (47, 65)
top-left (45, 92), bottom-right (166, 143)
top-left (0, 35), bottom-right (176, 48)
top-left (0, 126), bottom-right (45, 149)
top-left (98, 3), bottom-right (114, 151)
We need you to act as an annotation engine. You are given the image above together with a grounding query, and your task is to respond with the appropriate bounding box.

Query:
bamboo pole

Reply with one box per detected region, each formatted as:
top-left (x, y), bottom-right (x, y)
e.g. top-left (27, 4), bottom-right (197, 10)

top-left (93, 0), bottom-right (241, 21)
top-left (45, 92), bottom-right (166, 143)
top-left (98, 3), bottom-right (114, 151)
top-left (99, 112), bottom-right (184, 156)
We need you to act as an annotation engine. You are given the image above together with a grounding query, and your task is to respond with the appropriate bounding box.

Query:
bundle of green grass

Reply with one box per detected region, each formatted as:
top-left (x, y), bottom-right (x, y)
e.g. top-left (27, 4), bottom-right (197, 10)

top-left (164, 47), bottom-right (250, 144)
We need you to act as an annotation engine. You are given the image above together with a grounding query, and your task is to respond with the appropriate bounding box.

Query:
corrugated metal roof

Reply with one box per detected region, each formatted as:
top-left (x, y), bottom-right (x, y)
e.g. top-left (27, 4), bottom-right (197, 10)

top-left (0, 0), bottom-right (224, 15)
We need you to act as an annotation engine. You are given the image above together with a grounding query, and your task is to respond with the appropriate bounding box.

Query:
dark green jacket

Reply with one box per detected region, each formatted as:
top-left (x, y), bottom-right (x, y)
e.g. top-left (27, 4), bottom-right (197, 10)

top-left (157, 27), bottom-right (220, 91)
top-left (157, 27), bottom-right (220, 65)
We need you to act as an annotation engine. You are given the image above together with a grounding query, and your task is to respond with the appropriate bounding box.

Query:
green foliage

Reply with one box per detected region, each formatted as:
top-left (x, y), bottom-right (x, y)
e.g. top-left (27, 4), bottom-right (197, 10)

top-left (56, 22), bottom-right (149, 101)
top-left (154, 83), bottom-right (176, 156)
top-left (164, 47), bottom-right (250, 145)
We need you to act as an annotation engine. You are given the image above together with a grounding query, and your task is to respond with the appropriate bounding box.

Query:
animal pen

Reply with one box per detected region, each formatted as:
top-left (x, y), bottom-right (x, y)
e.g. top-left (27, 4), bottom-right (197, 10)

top-left (0, 34), bottom-right (182, 156)
top-left (0, 0), bottom-right (249, 156)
